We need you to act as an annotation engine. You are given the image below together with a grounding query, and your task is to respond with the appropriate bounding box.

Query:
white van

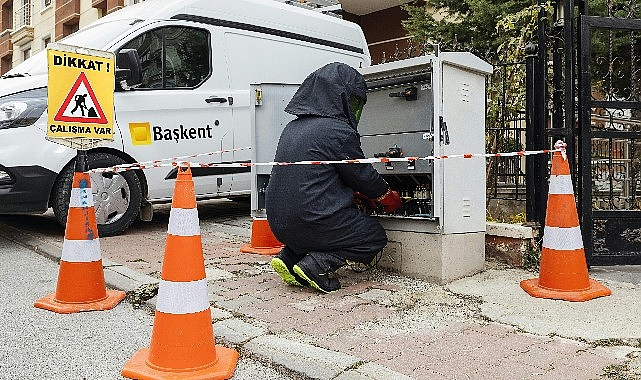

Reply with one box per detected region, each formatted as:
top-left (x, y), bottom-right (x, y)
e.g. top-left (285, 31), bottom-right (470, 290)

top-left (0, 0), bottom-right (370, 236)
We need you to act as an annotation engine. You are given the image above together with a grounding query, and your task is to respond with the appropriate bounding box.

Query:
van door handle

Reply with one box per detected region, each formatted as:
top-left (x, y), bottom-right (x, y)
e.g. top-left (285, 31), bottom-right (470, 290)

top-left (205, 96), bottom-right (227, 103)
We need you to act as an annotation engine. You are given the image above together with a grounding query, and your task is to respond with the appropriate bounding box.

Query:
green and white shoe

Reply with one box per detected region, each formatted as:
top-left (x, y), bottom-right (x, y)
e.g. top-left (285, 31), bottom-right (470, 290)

top-left (271, 257), bottom-right (308, 287)
top-left (293, 256), bottom-right (340, 294)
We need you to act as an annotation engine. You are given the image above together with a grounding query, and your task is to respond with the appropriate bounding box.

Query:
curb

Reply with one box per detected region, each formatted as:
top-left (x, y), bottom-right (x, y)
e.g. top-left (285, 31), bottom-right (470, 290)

top-left (0, 223), bottom-right (159, 295)
top-left (0, 222), bottom-right (412, 380)
top-left (214, 317), bottom-right (415, 380)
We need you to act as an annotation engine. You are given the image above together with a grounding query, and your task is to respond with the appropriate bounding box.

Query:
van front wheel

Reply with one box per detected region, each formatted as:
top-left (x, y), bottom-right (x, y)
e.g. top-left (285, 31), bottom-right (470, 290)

top-left (51, 152), bottom-right (143, 237)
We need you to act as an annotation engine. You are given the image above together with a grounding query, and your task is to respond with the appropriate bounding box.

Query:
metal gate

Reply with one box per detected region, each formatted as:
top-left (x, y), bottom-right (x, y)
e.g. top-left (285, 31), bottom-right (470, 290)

top-left (578, 14), bottom-right (641, 265)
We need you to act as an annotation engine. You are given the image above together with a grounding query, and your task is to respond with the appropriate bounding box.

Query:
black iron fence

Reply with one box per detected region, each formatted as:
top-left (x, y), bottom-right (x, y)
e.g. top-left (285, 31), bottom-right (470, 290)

top-left (486, 62), bottom-right (528, 203)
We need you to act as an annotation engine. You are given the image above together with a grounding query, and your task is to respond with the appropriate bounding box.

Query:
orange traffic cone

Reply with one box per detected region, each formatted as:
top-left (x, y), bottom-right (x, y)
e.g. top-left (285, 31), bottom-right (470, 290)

top-left (521, 141), bottom-right (611, 302)
top-left (240, 218), bottom-right (284, 255)
top-left (34, 169), bottom-right (126, 313)
top-left (122, 165), bottom-right (238, 380)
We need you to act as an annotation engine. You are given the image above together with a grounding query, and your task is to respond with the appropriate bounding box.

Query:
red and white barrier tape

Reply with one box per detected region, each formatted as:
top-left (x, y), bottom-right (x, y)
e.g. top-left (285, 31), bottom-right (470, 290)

top-left (87, 147), bottom-right (251, 173)
top-left (87, 146), bottom-right (564, 174)
top-left (554, 140), bottom-right (568, 160)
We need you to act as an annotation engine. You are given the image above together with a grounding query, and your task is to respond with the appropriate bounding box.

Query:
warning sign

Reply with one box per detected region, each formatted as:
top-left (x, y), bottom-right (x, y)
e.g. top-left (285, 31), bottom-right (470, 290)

top-left (54, 72), bottom-right (108, 124)
top-left (47, 43), bottom-right (115, 146)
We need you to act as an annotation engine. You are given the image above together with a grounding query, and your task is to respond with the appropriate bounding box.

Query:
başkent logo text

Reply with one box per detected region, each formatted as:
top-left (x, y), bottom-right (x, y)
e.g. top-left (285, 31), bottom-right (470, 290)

top-left (153, 125), bottom-right (214, 143)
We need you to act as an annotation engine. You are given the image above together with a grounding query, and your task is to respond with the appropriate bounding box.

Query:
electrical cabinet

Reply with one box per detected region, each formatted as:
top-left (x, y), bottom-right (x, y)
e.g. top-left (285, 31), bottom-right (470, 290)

top-left (250, 53), bottom-right (492, 284)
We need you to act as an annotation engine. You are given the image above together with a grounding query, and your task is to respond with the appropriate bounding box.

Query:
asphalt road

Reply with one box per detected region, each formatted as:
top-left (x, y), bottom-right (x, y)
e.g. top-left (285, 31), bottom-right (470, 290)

top-left (0, 231), bottom-right (292, 380)
top-left (0, 235), bottom-right (153, 379)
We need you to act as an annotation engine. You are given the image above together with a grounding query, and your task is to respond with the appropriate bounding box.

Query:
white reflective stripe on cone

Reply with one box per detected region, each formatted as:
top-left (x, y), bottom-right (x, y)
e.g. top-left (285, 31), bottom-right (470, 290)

top-left (69, 188), bottom-right (94, 208)
top-left (60, 239), bottom-right (101, 262)
top-left (156, 278), bottom-right (209, 314)
top-left (548, 175), bottom-right (573, 195)
top-left (167, 208), bottom-right (200, 236)
top-left (542, 226), bottom-right (584, 251)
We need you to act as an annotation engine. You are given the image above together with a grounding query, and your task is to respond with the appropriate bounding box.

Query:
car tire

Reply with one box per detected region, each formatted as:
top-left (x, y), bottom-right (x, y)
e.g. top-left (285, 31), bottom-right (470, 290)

top-left (229, 195), bottom-right (251, 204)
top-left (51, 152), bottom-right (143, 237)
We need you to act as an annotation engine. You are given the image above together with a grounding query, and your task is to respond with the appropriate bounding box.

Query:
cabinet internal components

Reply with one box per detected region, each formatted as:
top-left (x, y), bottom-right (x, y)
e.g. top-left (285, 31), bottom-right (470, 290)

top-left (382, 174), bottom-right (433, 217)
top-left (359, 66), bottom-right (434, 219)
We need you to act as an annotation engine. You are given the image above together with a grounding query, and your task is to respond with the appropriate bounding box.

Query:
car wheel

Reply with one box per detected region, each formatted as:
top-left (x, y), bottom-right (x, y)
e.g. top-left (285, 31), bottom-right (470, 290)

top-left (228, 195), bottom-right (251, 204)
top-left (51, 152), bottom-right (143, 237)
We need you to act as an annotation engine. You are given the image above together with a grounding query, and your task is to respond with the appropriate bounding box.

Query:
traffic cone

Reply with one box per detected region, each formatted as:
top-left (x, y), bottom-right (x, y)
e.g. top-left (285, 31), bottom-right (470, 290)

top-left (34, 169), bottom-right (126, 313)
top-left (122, 165), bottom-right (238, 380)
top-left (240, 218), bottom-right (284, 255)
top-left (520, 141), bottom-right (611, 302)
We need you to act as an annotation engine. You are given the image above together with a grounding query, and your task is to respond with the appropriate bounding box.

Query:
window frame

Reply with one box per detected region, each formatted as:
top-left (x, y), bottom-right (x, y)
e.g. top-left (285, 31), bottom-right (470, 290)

top-left (41, 34), bottom-right (51, 51)
top-left (22, 47), bottom-right (31, 62)
top-left (117, 25), bottom-right (212, 91)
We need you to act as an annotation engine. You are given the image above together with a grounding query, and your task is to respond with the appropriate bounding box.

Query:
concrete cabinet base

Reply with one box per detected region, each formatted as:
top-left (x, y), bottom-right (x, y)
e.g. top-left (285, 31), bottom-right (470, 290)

top-left (378, 219), bottom-right (485, 284)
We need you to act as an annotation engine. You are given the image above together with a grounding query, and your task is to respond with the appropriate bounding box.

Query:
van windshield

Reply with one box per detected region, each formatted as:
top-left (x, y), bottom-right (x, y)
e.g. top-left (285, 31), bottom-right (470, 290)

top-left (5, 19), bottom-right (143, 77)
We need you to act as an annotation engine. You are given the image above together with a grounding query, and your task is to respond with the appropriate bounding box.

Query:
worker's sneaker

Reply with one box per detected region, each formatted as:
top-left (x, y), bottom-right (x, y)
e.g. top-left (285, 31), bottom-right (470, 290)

top-left (293, 256), bottom-right (341, 293)
top-left (271, 251), bottom-right (309, 287)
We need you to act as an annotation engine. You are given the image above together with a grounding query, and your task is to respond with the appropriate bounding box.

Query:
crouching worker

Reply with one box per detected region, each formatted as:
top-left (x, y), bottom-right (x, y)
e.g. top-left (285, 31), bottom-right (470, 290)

top-left (265, 62), bottom-right (402, 293)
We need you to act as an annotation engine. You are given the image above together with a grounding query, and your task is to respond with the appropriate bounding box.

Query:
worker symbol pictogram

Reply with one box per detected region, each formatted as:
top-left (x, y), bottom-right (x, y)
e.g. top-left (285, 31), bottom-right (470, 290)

top-left (54, 72), bottom-right (108, 124)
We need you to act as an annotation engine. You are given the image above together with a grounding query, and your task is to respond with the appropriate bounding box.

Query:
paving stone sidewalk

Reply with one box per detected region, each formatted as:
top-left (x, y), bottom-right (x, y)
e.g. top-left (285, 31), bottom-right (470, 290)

top-left (1, 204), bottom-right (640, 380)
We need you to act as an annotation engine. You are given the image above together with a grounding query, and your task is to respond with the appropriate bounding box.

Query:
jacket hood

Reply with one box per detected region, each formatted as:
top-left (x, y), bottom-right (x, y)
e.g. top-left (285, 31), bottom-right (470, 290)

top-left (285, 62), bottom-right (367, 130)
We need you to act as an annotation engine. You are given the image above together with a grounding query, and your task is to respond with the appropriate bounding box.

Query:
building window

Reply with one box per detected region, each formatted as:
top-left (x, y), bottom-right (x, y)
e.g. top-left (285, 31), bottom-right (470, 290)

top-left (63, 22), bottom-right (79, 37)
top-left (1, 55), bottom-right (12, 75)
top-left (1, 2), bottom-right (13, 30)
top-left (42, 35), bottom-right (50, 50)
top-left (22, 48), bottom-right (31, 62)
top-left (127, 0), bottom-right (144, 4)
top-left (42, 0), bottom-right (52, 9)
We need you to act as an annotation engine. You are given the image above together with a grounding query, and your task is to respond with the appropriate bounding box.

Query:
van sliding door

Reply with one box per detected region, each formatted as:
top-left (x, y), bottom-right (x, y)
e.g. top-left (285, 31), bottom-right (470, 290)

top-left (115, 24), bottom-right (234, 201)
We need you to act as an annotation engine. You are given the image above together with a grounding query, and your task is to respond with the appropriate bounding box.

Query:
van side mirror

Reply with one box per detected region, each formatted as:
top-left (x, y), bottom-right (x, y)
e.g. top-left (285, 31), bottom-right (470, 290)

top-left (115, 49), bottom-right (142, 91)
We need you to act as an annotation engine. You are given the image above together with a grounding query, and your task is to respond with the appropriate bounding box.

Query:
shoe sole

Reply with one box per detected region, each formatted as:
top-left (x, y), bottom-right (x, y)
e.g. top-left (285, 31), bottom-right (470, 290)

top-left (293, 265), bottom-right (336, 294)
top-left (271, 258), bottom-right (304, 287)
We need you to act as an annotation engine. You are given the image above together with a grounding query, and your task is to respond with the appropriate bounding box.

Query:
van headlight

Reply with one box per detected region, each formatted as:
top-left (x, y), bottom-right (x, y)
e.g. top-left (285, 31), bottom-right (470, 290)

top-left (0, 168), bottom-right (13, 185)
top-left (0, 87), bottom-right (47, 130)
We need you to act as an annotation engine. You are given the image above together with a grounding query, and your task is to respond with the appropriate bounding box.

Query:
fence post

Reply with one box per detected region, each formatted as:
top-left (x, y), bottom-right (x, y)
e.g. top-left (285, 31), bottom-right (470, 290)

top-left (525, 43), bottom-right (547, 231)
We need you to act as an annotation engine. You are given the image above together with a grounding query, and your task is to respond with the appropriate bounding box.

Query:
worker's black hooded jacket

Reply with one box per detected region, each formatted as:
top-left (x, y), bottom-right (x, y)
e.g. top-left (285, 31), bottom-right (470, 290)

top-left (266, 62), bottom-right (388, 253)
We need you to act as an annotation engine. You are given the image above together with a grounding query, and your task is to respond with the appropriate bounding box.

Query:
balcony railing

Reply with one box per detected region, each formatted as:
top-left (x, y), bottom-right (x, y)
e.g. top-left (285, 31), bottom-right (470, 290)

top-left (55, 0), bottom-right (80, 39)
top-left (56, 0), bottom-right (80, 23)
top-left (10, 1), bottom-right (33, 46)
top-left (92, 0), bottom-right (124, 14)
top-left (0, 29), bottom-right (13, 59)
top-left (13, 1), bottom-right (32, 30)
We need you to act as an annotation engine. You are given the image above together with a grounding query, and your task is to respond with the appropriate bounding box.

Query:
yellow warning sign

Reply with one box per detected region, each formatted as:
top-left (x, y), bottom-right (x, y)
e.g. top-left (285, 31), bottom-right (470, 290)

top-left (47, 43), bottom-right (114, 145)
